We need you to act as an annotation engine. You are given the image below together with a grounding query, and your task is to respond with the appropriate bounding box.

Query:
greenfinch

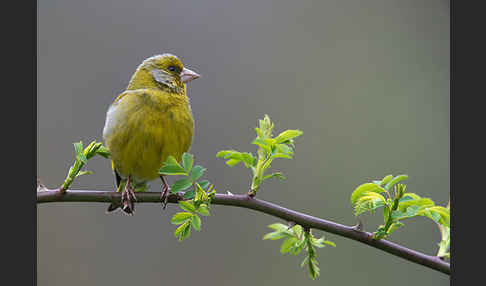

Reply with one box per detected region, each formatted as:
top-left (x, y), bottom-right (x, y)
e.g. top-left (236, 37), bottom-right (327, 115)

top-left (103, 53), bottom-right (200, 214)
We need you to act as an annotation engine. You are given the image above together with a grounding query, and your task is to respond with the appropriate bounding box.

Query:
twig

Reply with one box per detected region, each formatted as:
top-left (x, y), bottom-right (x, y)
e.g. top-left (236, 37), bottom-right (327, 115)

top-left (37, 189), bottom-right (450, 275)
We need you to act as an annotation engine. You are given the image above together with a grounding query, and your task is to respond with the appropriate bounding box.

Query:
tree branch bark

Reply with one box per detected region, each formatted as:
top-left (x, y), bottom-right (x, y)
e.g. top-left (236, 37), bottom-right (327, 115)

top-left (37, 189), bottom-right (450, 275)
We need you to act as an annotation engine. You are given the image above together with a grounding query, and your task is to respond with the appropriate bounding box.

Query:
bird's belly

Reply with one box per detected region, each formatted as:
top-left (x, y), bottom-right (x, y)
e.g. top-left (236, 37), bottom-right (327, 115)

top-left (103, 101), bottom-right (194, 182)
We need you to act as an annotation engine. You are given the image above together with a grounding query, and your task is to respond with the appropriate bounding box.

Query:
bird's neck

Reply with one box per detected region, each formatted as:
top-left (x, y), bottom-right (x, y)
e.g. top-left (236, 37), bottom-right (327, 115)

top-left (126, 68), bottom-right (159, 90)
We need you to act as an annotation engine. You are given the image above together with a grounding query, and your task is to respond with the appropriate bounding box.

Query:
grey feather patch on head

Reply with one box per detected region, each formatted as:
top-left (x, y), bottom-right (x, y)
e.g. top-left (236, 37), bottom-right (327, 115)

top-left (151, 69), bottom-right (172, 85)
top-left (150, 69), bottom-right (181, 92)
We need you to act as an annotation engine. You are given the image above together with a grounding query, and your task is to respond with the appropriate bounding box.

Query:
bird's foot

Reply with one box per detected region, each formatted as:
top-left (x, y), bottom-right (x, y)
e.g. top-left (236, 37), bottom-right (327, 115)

top-left (160, 175), bottom-right (171, 210)
top-left (121, 178), bottom-right (137, 215)
top-left (160, 184), bottom-right (171, 210)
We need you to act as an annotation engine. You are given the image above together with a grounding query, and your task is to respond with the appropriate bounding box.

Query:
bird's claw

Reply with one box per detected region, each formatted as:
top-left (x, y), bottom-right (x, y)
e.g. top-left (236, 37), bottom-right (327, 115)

top-left (121, 179), bottom-right (137, 215)
top-left (160, 184), bottom-right (170, 209)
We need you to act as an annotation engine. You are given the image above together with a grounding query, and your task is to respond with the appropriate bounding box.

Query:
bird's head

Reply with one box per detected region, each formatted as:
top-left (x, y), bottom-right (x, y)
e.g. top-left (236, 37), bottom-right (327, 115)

top-left (127, 53), bottom-right (200, 94)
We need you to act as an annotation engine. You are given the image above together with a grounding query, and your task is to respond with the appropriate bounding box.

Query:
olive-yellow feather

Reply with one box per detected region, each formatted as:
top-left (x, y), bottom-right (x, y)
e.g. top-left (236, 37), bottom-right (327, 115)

top-left (103, 54), bottom-right (199, 213)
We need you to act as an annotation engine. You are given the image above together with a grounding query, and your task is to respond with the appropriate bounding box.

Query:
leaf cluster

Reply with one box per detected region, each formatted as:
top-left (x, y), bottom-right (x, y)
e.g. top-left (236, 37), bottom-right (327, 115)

top-left (436, 201), bottom-right (450, 259)
top-left (350, 174), bottom-right (450, 240)
top-left (159, 153), bottom-right (215, 241)
top-left (216, 115), bottom-right (302, 196)
top-left (171, 200), bottom-right (210, 241)
top-left (263, 223), bottom-right (335, 280)
top-left (61, 140), bottom-right (110, 191)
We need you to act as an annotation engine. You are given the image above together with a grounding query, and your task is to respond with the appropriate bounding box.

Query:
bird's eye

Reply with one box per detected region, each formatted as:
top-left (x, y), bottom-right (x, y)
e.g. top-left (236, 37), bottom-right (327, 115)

top-left (168, 66), bottom-right (176, 72)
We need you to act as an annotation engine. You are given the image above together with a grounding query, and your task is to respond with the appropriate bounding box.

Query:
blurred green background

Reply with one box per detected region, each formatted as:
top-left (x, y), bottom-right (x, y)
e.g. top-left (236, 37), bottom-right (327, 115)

top-left (37, 0), bottom-right (449, 285)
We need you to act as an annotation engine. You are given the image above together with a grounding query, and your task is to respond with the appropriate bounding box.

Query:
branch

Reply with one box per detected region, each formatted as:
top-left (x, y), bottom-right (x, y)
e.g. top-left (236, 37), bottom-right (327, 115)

top-left (37, 189), bottom-right (450, 275)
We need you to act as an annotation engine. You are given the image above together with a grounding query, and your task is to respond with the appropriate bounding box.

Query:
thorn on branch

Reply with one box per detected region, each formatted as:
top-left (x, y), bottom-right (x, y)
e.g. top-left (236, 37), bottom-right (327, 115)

top-left (352, 217), bottom-right (364, 231)
top-left (287, 221), bottom-right (297, 229)
top-left (37, 178), bottom-right (47, 192)
top-left (176, 192), bottom-right (184, 201)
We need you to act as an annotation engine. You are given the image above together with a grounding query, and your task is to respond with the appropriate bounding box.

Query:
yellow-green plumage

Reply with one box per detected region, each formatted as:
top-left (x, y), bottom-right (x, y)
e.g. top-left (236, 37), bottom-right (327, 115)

top-left (103, 53), bottom-right (199, 213)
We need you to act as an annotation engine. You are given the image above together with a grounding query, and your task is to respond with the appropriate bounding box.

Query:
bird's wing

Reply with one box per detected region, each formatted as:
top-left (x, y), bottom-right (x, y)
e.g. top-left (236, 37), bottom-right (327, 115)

top-left (112, 90), bottom-right (130, 104)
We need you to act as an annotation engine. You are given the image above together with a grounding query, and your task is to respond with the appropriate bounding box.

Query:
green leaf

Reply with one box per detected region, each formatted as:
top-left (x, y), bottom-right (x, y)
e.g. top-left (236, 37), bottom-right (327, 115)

top-left (300, 255), bottom-right (309, 268)
top-left (399, 196), bottom-right (414, 203)
top-left (190, 165), bottom-right (206, 181)
top-left (83, 141), bottom-right (96, 153)
top-left (401, 193), bottom-right (421, 200)
top-left (191, 215), bottom-right (201, 231)
top-left (181, 153), bottom-right (193, 173)
top-left (255, 127), bottom-right (264, 138)
top-left (264, 138), bottom-right (277, 146)
top-left (387, 221), bottom-right (404, 235)
top-left (171, 212), bottom-right (193, 224)
top-left (424, 209), bottom-right (441, 222)
top-left (174, 222), bottom-right (186, 237)
top-left (196, 204), bottom-right (210, 216)
top-left (351, 183), bottom-right (386, 205)
top-left (272, 153), bottom-right (292, 159)
top-left (292, 225), bottom-right (303, 239)
top-left (183, 189), bottom-right (195, 199)
top-left (225, 159), bottom-right (241, 167)
top-left (263, 172), bottom-right (286, 181)
top-left (429, 206), bottom-right (450, 227)
top-left (263, 231), bottom-right (288, 240)
top-left (391, 210), bottom-right (407, 220)
top-left (216, 150), bottom-right (239, 158)
top-left (258, 115), bottom-right (274, 137)
top-left (197, 180), bottom-right (210, 190)
top-left (215, 150), bottom-right (229, 158)
top-left (276, 144), bottom-right (293, 155)
top-left (240, 152), bottom-right (256, 167)
top-left (159, 165), bottom-right (187, 176)
top-left (322, 240), bottom-right (336, 247)
top-left (74, 141), bottom-right (83, 157)
top-left (95, 145), bottom-right (111, 158)
top-left (307, 257), bottom-right (320, 280)
top-left (280, 237), bottom-right (298, 254)
top-left (180, 222), bottom-right (191, 241)
top-left (224, 152), bottom-right (243, 160)
top-left (406, 205), bottom-right (420, 217)
top-left (252, 138), bottom-right (272, 154)
top-left (171, 178), bottom-right (193, 193)
top-left (78, 153), bottom-right (88, 164)
top-left (354, 200), bottom-right (384, 216)
top-left (268, 223), bottom-right (289, 232)
top-left (384, 174), bottom-right (408, 190)
top-left (178, 201), bottom-right (196, 212)
top-left (397, 193), bottom-right (434, 211)
top-left (359, 192), bottom-right (387, 204)
top-left (217, 150), bottom-right (254, 168)
top-left (354, 192), bottom-right (387, 216)
top-left (75, 170), bottom-right (93, 178)
top-left (174, 221), bottom-right (190, 239)
top-left (380, 175), bottom-right (394, 186)
top-left (275, 129), bottom-right (303, 143)
top-left (84, 141), bottom-right (101, 159)
top-left (164, 155), bottom-right (180, 166)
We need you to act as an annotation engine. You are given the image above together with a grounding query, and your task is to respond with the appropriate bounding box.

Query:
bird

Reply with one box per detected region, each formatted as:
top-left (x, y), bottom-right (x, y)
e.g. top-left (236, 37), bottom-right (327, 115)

top-left (102, 53), bottom-right (200, 214)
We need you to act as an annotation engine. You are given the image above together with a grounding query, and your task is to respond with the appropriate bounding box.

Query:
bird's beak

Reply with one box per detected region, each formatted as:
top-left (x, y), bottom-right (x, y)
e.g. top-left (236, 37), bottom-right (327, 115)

top-left (180, 68), bottom-right (200, 83)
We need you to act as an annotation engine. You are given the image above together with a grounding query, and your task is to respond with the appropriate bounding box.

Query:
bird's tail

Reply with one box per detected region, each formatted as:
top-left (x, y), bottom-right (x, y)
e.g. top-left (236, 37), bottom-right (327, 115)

top-left (106, 168), bottom-right (148, 215)
top-left (106, 169), bottom-right (126, 213)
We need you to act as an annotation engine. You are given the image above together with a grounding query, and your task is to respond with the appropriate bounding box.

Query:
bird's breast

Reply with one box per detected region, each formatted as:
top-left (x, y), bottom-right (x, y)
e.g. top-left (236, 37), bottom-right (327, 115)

top-left (103, 90), bottom-right (194, 182)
